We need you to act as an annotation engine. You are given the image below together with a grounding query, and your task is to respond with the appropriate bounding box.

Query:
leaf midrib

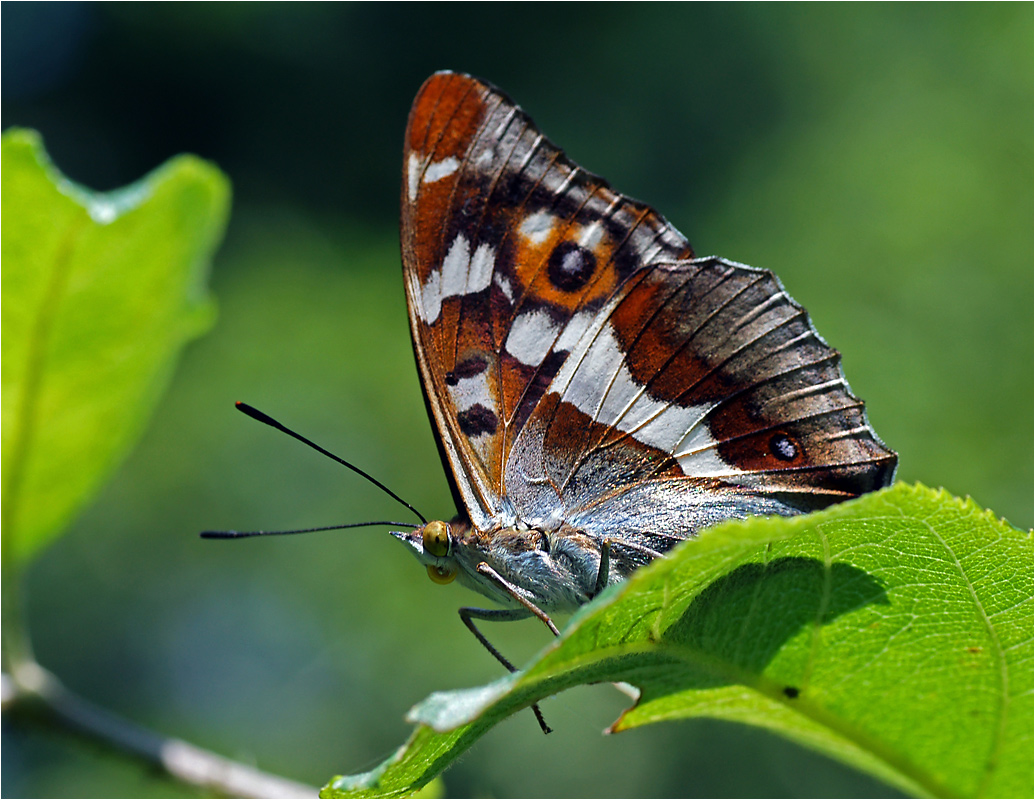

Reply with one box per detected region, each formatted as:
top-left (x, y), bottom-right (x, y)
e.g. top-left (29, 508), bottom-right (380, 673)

top-left (918, 509), bottom-right (1008, 797)
top-left (1, 211), bottom-right (87, 559)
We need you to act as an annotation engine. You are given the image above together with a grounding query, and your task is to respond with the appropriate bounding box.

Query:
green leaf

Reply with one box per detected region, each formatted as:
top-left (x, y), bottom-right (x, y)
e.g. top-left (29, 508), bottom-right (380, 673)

top-left (1, 129), bottom-right (230, 564)
top-left (323, 484), bottom-right (1033, 799)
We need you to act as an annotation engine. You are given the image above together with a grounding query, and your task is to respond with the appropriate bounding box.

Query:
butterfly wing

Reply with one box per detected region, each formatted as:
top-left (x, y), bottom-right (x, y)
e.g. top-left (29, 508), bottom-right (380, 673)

top-left (401, 71), bottom-right (691, 528)
top-left (504, 256), bottom-right (897, 572)
top-left (402, 71), bottom-right (896, 562)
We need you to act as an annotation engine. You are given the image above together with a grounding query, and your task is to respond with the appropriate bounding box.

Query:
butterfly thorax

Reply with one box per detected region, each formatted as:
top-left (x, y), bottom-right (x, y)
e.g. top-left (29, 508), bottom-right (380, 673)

top-left (391, 517), bottom-right (613, 613)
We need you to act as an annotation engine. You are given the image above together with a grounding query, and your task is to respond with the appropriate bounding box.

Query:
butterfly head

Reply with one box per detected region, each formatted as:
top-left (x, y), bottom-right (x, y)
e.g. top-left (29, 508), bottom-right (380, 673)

top-left (393, 514), bottom-right (595, 612)
top-left (391, 519), bottom-right (468, 585)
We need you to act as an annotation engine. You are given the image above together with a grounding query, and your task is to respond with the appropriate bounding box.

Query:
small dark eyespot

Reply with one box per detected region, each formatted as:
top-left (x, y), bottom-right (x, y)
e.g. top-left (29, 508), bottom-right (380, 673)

top-left (547, 241), bottom-right (596, 291)
top-left (783, 686), bottom-right (800, 699)
top-left (769, 433), bottom-right (798, 461)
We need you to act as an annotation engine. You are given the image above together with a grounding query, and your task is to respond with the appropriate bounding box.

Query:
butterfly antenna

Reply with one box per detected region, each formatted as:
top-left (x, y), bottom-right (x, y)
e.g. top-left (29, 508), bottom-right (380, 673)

top-left (232, 401), bottom-right (428, 525)
top-left (201, 520), bottom-right (417, 539)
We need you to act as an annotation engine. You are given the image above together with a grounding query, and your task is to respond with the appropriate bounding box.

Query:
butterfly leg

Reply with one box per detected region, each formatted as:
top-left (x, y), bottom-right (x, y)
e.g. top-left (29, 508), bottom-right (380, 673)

top-left (586, 539), bottom-right (639, 702)
top-left (475, 562), bottom-right (560, 635)
top-left (592, 539), bottom-right (613, 598)
top-left (458, 606), bottom-right (530, 674)
top-left (458, 605), bottom-right (552, 734)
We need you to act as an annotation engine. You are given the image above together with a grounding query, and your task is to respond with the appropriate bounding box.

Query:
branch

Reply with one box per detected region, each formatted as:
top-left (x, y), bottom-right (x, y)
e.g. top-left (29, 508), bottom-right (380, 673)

top-left (3, 662), bottom-right (318, 798)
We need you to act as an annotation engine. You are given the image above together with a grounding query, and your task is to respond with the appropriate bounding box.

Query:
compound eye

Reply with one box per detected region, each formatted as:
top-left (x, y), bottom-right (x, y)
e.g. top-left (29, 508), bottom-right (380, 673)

top-left (422, 520), bottom-right (450, 557)
top-left (426, 564), bottom-right (457, 585)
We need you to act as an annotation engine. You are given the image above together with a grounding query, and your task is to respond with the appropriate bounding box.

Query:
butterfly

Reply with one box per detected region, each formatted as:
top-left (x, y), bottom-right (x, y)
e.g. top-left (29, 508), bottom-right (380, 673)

top-left (393, 71), bottom-right (896, 726)
top-left (207, 71), bottom-right (897, 735)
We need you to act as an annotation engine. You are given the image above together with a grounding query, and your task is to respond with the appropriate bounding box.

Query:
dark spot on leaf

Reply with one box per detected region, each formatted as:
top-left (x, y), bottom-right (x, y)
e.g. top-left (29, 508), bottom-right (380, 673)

top-left (783, 686), bottom-right (800, 699)
top-left (547, 241), bottom-right (596, 291)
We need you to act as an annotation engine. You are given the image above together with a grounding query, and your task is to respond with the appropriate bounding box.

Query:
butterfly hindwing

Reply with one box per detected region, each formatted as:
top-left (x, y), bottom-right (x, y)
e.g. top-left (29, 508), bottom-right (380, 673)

top-left (504, 256), bottom-right (896, 567)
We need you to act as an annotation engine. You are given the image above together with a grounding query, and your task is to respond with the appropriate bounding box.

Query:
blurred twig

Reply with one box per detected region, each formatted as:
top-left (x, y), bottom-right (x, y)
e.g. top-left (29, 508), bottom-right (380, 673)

top-left (2, 663), bottom-right (318, 798)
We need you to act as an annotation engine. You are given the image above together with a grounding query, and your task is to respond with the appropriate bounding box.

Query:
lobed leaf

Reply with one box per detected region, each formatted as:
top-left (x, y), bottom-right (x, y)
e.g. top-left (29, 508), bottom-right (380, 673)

top-left (324, 484), bottom-right (1033, 798)
top-left (1, 129), bottom-right (230, 564)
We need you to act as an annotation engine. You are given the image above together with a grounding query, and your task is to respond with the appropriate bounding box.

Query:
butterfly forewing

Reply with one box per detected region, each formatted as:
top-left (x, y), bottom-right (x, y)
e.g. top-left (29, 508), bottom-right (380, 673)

top-left (402, 72), bottom-right (693, 522)
top-left (401, 71), bottom-right (895, 571)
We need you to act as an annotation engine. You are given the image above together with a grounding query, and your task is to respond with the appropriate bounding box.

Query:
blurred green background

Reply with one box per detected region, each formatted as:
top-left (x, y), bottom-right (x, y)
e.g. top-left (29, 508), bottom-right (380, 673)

top-left (3, 3), bottom-right (1031, 797)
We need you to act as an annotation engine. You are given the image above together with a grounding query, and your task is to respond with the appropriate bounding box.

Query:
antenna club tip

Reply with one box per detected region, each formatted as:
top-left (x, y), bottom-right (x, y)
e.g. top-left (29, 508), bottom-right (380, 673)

top-left (234, 402), bottom-right (272, 425)
top-left (200, 530), bottom-right (241, 539)
top-left (227, 402), bottom-right (425, 522)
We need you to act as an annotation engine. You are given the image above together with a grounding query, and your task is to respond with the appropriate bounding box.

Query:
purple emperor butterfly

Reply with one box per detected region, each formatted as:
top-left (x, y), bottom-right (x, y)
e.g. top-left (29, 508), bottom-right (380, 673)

top-left (209, 72), bottom-right (896, 734)
top-left (396, 71), bottom-right (894, 628)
